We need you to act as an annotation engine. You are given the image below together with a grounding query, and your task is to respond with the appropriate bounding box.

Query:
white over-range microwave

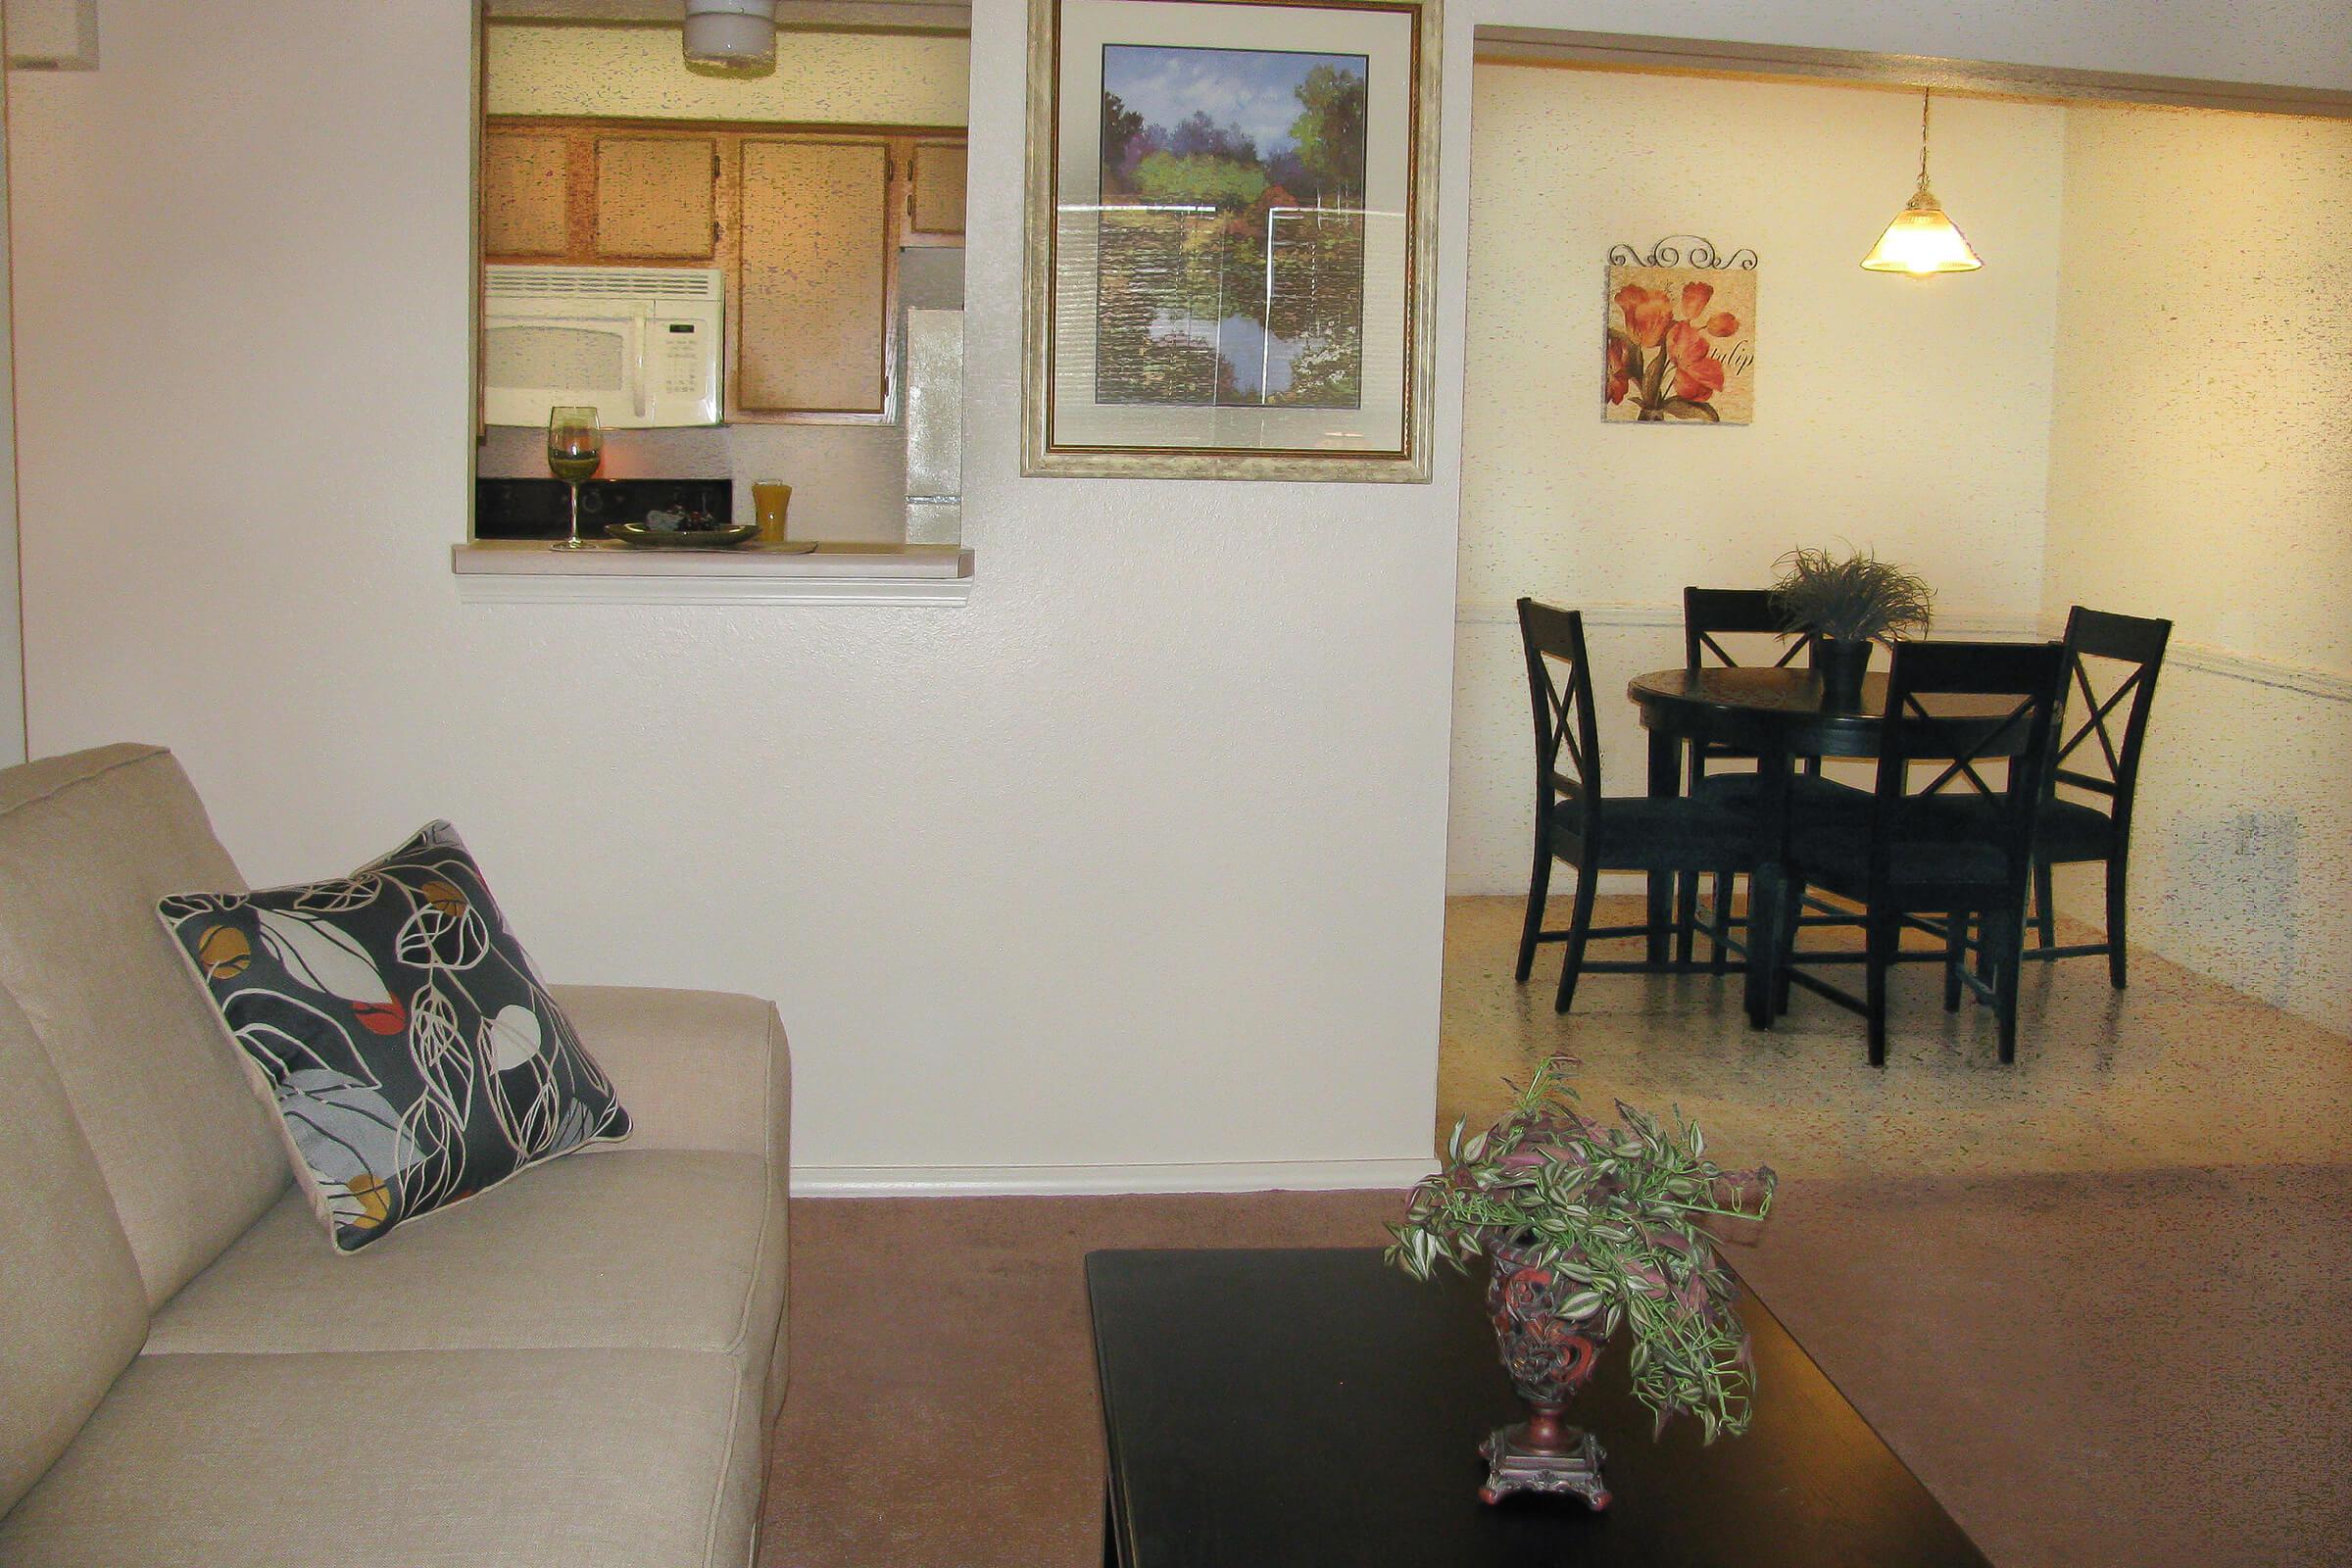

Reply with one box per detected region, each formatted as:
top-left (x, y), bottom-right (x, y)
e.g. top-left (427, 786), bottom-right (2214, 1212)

top-left (483, 265), bottom-right (723, 429)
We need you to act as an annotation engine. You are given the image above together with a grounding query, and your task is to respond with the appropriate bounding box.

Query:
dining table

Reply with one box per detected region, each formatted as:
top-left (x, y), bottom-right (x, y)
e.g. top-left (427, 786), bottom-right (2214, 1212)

top-left (1626, 664), bottom-right (2036, 1029)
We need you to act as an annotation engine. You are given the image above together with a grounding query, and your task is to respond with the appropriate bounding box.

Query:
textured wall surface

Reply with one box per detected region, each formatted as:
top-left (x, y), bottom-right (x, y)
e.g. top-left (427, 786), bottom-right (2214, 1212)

top-left (2042, 104), bottom-right (2352, 1033)
top-left (1448, 66), bottom-right (2065, 895)
top-left (485, 22), bottom-right (969, 126)
top-left (7, 0), bottom-right (2338, 1189)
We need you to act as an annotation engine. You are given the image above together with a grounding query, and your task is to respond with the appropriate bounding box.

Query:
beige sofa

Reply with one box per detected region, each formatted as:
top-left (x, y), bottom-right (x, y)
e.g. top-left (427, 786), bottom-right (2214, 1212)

top-left (0, 745), bottom-right (789, 1566)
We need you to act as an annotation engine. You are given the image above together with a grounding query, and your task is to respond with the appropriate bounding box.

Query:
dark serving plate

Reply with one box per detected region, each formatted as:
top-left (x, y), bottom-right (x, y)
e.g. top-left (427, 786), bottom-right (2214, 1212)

top-left (604, 520), bottom-right (760, 549)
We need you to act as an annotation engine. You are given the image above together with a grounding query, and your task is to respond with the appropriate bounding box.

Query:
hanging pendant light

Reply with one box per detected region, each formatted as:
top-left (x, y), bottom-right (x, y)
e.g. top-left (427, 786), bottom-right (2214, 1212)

top-left (1861, 88), bottom-right (1983, 276)
top-left (684, 0), bottom-right (777, 76)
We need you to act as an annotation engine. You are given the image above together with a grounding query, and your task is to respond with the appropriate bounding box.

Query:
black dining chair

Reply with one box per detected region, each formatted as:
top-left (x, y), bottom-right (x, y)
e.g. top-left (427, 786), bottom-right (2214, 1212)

top-left (1514, 599), bottom-right (1766, 1013)
top-left (2026, 608), bottom-right (2172, 986)
top-left (1770, 639), bottom-right (2067, 1065)
top-left (1676, 588), bottom-right (1817, 967)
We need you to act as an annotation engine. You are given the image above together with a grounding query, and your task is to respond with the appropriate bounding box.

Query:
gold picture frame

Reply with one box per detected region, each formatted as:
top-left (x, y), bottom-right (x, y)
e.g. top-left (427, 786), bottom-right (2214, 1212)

top-left (1022, 0), bottom-right (1442, 481)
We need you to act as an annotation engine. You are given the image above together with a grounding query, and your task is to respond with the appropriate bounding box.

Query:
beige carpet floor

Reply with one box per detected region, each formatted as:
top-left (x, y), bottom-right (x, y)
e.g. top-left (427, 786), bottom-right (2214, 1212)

top-left (760, 900), bottom-right (2352, 1567)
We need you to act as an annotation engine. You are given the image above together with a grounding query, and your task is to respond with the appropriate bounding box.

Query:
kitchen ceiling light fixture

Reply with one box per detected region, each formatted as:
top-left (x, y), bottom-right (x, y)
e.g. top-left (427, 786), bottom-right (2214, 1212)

top-left (684, 0), bottom-right (777, 76)
top-left (1861, 88), bottom-right (1984, 277)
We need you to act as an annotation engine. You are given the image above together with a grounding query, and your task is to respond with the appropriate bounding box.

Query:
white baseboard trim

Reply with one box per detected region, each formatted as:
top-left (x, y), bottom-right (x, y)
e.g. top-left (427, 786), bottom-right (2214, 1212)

top-left (789, 1155), bottom-right (1439, 1198)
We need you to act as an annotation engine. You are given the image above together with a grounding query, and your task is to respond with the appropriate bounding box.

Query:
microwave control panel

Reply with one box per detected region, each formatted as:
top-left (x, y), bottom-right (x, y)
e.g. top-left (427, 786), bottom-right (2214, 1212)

top-left (655, 319), bottom-right (710, 402)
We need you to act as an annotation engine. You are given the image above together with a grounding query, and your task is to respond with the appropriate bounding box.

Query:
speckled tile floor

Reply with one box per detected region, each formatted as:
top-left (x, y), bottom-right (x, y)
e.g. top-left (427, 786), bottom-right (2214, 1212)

top-left (1441, 893), bottom-right (2352, 1181)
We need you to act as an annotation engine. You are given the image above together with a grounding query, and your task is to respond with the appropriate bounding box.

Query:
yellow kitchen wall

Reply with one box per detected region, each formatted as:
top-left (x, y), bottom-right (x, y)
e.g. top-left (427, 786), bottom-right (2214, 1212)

top-left (2041, 104), bottom-right (2352, 1032)
top-left (1448, 64), bottom-right (2067, 895)
top-left (484, 22), bottom-right (968, 127)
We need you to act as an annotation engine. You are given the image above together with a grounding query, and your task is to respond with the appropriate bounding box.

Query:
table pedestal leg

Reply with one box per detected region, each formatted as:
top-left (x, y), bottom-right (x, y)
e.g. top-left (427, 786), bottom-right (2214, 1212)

top-left (1644, 727), bottom-right (1679, 964)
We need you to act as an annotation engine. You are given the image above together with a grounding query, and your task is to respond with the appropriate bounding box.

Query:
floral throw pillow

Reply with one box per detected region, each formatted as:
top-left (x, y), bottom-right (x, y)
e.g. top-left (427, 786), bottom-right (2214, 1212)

top-left (159, 822), bottom-right (629, 1251)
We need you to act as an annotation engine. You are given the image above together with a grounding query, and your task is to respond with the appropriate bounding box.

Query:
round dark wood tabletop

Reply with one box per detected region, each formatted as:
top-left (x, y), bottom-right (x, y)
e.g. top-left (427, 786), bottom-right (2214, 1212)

top-left (1627, 666), bottom-right (2029, 760)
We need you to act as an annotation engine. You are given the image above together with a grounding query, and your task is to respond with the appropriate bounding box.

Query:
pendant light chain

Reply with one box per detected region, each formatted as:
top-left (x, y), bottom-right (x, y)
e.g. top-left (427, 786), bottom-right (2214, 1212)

top-left (1918, 89), bottom-right (1933, 191)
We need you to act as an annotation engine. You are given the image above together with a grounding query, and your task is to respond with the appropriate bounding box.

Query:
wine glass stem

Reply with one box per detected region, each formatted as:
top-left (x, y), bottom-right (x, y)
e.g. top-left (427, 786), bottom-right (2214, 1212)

top-left (567, 481), bottom-right (582, 548)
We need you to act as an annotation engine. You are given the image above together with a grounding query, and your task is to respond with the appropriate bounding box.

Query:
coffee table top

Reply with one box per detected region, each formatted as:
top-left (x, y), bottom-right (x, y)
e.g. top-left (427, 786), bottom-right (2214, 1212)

top-left (1088, 1248), bottom-right (1989, 1568)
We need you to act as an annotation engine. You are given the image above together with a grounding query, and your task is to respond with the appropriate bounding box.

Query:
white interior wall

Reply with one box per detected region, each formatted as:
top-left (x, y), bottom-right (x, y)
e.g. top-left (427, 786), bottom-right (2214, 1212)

top-left (0, 49), bottom-right (20, 769)
top-left (1449, 66), bottom-right (2065, 895)
top-left (2041, 103), bottom-right (2352, 1033)
top-left (5, 0), bottom-right (2340, 1192)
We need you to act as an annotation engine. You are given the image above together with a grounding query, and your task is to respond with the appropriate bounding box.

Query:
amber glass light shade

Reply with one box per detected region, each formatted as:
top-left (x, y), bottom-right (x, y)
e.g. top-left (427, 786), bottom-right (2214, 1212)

top-left (1860, 182), bottom-right (1984, 275)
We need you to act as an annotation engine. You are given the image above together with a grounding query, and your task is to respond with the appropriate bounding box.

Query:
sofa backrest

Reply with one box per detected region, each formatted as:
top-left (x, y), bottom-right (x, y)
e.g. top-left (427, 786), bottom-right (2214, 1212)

top-left (0, 745), bottom-right (289, 1306)
top-left (0, 982), bottom-right (149, 1514)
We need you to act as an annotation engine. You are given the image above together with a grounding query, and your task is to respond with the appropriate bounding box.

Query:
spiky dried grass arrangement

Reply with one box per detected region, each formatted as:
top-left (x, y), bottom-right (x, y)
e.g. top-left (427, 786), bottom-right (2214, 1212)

top-left (1772, 545), bottom-right (1935, 643)
top-left (1386, 1056), bottom-right (1777, 1442)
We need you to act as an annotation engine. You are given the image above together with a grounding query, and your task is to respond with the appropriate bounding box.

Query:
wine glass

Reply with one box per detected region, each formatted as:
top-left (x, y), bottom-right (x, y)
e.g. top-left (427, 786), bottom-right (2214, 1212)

top-left (546, 407), bottom-right (604, 551)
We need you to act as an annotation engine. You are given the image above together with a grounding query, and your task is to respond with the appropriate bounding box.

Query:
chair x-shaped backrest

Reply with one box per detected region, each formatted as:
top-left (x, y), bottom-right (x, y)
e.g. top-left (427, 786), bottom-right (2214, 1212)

top-left (1874, 640), bottom-right (2068, 874)
top-left (1518, 599), bottom-right (1602, 829)
top-left (2049, 607), bottom-right (2173, 831)
top-left (1684, 587), bottom-right (1805, 672)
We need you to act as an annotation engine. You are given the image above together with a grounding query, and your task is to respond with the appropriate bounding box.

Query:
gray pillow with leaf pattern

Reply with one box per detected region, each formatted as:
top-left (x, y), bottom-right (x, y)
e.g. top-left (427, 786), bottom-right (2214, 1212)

top-left (159, 821), bottom-right (630, 1251)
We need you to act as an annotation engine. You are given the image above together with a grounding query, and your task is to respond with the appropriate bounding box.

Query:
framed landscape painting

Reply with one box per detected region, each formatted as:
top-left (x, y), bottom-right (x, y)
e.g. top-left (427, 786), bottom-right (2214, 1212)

top-left (1023, 0), bottom-right (1441, 481)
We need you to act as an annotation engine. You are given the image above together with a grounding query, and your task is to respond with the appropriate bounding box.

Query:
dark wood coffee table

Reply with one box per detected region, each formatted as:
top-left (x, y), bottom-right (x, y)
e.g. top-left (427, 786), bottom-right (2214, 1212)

top-left (1089, 1249), bottom-right (1991, 1568)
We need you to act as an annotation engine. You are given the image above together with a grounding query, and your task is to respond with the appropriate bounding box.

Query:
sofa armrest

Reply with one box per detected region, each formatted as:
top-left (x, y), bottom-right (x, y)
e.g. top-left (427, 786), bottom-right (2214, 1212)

top-left (553, 984), bottom-right (789, 1166)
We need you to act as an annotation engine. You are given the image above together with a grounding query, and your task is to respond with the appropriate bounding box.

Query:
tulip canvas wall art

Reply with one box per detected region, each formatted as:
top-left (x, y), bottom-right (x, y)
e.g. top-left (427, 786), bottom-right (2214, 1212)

top-left (1603, 265), bottom-right (1756, 424)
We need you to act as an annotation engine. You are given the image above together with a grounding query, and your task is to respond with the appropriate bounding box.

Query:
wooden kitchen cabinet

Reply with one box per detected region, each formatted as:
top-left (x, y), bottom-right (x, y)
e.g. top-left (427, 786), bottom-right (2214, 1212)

top-left (739, 139), bottom-right (893, 416)
top-left (594, 135), bottom-right (717, 260)
top-left (481, 116), bottom-right (965, 423)
top-left (480, 129), bottom-right (571, 258)
top-left (906, 141), bottom-right (967, 242)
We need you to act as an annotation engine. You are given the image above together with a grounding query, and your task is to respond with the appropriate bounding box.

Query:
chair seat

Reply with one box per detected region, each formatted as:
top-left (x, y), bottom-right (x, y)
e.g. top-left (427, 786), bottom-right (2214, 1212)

top-left (1788, 799), bottom-right (2012, 897)
top-left (1922, 794), bottom-right (2118, 862)
top-left (1550, 795), bottom-right (1759, 870)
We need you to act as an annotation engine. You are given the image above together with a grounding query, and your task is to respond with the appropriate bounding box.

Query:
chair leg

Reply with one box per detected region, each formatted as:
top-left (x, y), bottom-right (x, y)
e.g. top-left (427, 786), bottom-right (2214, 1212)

top-left (1865, 908), bottom-right (1896, 1067)
top-left (1674, 871), bottom-right (1698, 966)
top-left (1709, 871), bottom-right (1735, 973)
top-left (2105, 855), bottom-right (2131, 990)
top-left (2033, 859), bottom-right (2057, 951)
top-left (1554, 864), bottom-right (1599, 1014)
top-left (1943, 911), bottom-right (1967, 1011)
top-left (1990, 904), bottom-right (2027, 1064)
top-left (1514, 832), bottom-right (1552, 984)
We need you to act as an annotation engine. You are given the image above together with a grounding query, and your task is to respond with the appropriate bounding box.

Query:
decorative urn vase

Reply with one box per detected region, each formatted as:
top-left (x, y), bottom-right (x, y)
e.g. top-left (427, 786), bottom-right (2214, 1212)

top-left (1478, 1235), bottom-right (1611, 1508)
top-left (1808, 635), bottom-right (1873, 710)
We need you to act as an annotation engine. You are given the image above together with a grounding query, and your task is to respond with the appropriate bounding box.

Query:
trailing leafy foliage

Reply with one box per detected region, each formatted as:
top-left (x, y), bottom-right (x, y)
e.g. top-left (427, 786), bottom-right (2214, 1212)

top-left (1771, 545), bottom-right (1935, 643)
top-left (1386, 1056), bottom-right (1776, 1443)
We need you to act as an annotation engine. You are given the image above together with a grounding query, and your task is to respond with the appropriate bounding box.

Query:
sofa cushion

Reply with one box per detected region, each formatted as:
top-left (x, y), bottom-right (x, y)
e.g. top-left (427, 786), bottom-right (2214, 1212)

top-left (0, 987), bottom-right (151, 1516)
top-left (158, 821), bottom-right (631, 1252)
top-left (147, 1150), bottom-right (783, 1364)
top-left (0, 745), bottom-right (287, 1305)
top-left (0, 1348), bottom-right (763, 1568)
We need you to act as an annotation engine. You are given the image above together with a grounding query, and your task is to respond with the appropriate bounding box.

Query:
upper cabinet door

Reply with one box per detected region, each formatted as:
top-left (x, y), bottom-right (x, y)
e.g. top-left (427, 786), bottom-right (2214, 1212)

top-left (595, 135), bottom-right (718, 261)
top-left (738, 139), bottom-right (893, 416)
top-left (907, 141), bottom-right (967, 241)
top-left (482, 129), bottom-right (572, 258)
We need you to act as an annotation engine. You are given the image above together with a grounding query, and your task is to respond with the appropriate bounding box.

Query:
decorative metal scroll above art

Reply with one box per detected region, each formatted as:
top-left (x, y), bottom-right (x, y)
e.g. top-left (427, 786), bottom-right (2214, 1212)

top-left (1606, 235), bottom-right (1759, 271)
top-left (1604, 237), bottom-right (1759, 425)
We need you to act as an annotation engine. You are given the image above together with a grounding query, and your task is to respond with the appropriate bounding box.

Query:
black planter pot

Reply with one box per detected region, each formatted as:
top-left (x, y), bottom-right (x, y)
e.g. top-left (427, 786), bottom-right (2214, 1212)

top-left (1809, 636), bottom-right (1873, 709)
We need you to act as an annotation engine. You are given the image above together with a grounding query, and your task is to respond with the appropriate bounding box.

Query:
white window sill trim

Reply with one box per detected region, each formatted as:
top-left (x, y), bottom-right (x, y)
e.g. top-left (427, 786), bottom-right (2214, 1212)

top-left (452, 540), bottom-right (974, 606)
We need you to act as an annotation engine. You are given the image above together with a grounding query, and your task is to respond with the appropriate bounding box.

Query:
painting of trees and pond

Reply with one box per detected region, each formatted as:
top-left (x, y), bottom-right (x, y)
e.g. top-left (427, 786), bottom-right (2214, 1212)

top-left (1096, 44), bottom-right (1368, 410)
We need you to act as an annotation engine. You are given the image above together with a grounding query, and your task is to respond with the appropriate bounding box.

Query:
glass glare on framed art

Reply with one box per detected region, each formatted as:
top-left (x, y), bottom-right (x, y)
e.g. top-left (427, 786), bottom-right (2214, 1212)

top-left (1026, 0), bottom-right (1438, 480)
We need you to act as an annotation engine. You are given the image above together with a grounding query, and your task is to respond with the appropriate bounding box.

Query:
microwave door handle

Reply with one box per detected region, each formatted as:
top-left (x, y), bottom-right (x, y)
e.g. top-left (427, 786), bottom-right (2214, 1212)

top-left (636, 318), bottom-right (657, 421)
